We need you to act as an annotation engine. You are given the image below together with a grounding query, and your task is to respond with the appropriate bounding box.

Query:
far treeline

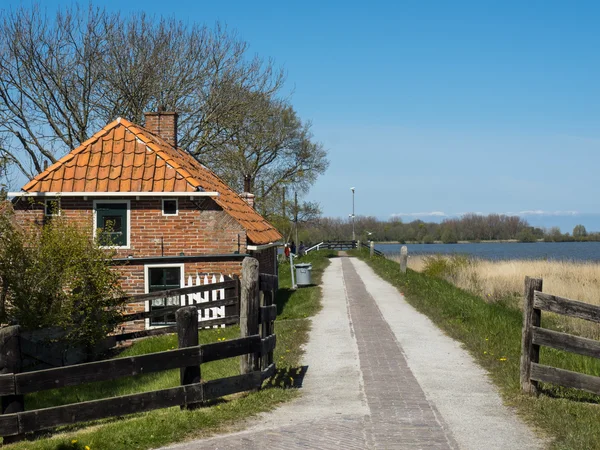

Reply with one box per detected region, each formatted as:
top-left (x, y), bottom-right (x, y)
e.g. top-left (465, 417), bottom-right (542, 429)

top-left (296, 214), bottom-right (600, 244)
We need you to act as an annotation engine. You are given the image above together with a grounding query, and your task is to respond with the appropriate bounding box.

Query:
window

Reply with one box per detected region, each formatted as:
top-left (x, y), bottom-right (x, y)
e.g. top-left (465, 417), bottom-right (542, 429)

top-left (44, 199), bottom-right (60, 216)
top-left (148, 266), bottom-right (182, 326)
top-left (94, 201), bottom-right (129, 247)
top-left (162, 199), bottom-right (178, 216)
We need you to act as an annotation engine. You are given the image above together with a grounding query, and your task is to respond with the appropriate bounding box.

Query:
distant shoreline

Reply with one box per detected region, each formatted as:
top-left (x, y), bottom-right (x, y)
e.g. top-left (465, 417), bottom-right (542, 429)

top-left (377, 240), bottom-right (526, 244)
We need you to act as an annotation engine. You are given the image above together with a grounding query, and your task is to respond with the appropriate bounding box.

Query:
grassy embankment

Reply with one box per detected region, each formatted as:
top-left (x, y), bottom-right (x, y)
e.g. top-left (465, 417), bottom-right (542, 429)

top-left (353, 248), bottom-right (600, 450)
top-left (401, 254), bottom-right (600, 339)
top-left (8, 250), bottom-right (335, 450)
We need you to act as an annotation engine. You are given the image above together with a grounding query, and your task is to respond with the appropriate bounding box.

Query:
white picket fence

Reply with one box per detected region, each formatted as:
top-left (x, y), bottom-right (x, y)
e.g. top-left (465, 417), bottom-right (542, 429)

top-left (182, 273), bottom-right (227, 328)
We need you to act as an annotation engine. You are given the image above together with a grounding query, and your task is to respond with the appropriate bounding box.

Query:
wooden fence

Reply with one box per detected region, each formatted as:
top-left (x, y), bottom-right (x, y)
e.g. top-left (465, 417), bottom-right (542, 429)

top-left (0, 257), bottom-right (277, 442)
top-left (520, 276), bottom-right (600, 396)
top-left (18, 275), bottom-right (241, 371)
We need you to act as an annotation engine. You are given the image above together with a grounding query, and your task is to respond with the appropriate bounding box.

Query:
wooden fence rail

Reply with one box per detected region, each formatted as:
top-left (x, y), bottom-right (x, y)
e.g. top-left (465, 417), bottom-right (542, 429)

top-left (520, 276), bottom-right (600, 396)
top-left (0, 256), bottom-right (277, 441)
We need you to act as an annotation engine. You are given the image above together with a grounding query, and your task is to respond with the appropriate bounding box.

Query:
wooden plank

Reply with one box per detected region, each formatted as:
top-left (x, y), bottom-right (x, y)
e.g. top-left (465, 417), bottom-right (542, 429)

top-left (15, 347), bottom-right (202, 394)
top-left (261, 363), bottom-right (276, 381)
top-left (260, 305), bottom-right (277, 323)
top-left (121, 280), bottom-right (237, 304)
top-left (114, 325), bottom-right (177, 342)
top-left (120, 298), bottom-right (238, 323)
top-left (531, 363), bottom-right (600, 396)
top-left (203, 372), bottom-right (262, 401)
top-left (202, 336), bottom-right (260, 363)
top-left (114, 316), bottom-right (239, 342)
top-left (14, 383), bottom-right (204, 435)
top-left (0, 324), bottom-right (24, 442)
top-left (259, 274), bottom-right (277, 292)
top-left (534, 292), bottom-right (600, 324)
top-left (533, 327), bottom-right (600, 360)
top-left (261, 335), bottom-right (276, 355)
top-left (5, 371), bottom-right (264, 436)
top-left (0, 414), bottom-right (18, 436)
top-left (520, 277), bottom-right (542, 394)
top-left (0, 374), bottom-right (15, 396)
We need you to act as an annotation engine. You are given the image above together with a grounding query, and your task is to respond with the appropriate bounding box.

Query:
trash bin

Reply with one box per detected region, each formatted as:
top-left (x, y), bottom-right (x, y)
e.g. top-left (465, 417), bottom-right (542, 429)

top-left (295, 263), bottom-right (313, 286)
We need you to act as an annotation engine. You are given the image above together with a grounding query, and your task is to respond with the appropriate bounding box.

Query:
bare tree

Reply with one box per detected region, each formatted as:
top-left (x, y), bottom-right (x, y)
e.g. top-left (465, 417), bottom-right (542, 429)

top-left (196, 86), bottom-right (328, 216)
top-left (0, 5), bottom-right (287, 183)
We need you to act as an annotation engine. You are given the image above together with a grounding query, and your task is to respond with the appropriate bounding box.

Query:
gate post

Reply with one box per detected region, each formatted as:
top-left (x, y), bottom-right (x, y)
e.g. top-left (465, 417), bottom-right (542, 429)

top-left (177, 306), bottom-right (200, 409)
top-left (520, 277), bottom-right (543, 394)
top-left (240, 257), bottom-right (260, 374)
top-left (0, 325), bottom-right (23, 443)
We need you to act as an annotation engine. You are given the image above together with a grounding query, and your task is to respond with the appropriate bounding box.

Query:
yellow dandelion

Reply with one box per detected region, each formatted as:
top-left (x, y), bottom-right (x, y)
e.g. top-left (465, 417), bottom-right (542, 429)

top-left (85, 446), bottom-right (91, 450)
top-left (71, 440), bottom-right (78, 444)
top-left (499, 357), bottom-right (507, 362)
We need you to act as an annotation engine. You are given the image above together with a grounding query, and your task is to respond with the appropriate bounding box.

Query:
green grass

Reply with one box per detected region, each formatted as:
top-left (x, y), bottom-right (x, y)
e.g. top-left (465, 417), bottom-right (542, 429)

top-left (7, 250), bottom-right (334, 450)
top-left (275, 250), bottom-right (336, 320)
top-left (350, 248), bottom-right (600, 450)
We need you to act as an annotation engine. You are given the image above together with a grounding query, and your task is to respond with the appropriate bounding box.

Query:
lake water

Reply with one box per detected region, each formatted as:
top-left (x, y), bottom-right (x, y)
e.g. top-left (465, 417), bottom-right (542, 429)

top-left (376, 242), bottom-right (600, 262)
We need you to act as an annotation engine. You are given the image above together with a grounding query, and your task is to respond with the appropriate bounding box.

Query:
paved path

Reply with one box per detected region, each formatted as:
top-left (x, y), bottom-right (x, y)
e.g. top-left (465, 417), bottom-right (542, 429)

top-left (165, 256), bottom-right (545, 450)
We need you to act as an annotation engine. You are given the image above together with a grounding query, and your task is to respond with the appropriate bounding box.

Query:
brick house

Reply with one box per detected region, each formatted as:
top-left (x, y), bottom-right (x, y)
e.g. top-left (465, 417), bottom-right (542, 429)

top-left (10, 111), bottom-right (282, 331)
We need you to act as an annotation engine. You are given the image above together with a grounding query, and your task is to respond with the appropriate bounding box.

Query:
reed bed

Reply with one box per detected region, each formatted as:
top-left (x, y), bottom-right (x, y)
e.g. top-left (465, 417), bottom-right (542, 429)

top-left (390, 253), bottom-right (600, 339)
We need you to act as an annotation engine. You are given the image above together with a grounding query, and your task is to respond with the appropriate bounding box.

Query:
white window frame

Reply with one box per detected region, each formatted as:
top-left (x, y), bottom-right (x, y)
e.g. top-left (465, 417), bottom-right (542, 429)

top-left (161, 198), bottom-right (178, 216)
top-left (44, 198), bottom-right (61, 216)
top-left (144, 263), bottom-right (185, 330)
top-left (92, 199), bottom-right (131, 249)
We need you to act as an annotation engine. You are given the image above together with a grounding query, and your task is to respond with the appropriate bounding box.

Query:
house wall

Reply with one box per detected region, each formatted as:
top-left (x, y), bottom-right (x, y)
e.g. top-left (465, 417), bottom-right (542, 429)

top-left (116, 260), bottom-right (244, 332)
top-left (12, 196), bottom-right (247, 257)
top-left (12, 196), bottom-right (278, 333)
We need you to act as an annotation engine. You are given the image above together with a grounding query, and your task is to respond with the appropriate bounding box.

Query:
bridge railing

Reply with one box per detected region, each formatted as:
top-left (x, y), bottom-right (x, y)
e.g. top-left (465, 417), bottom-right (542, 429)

top-left (304, 240), bottom-right (358, 254)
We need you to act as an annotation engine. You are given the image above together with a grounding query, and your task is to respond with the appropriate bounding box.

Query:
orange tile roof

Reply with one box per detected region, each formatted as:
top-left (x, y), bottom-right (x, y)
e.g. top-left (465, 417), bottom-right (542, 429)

top-left (21, 118), bottom-right (282, 245)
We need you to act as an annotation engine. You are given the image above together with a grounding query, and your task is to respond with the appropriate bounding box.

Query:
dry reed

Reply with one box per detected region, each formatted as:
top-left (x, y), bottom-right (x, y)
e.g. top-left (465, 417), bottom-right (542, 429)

top-left (389, 253), bottom-right (600, 339)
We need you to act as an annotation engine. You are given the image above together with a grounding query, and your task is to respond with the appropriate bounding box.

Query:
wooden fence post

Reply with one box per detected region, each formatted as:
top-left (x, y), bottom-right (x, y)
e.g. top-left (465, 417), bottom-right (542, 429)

top-left (520, 276), bottom-right (543, 395)
top-left (261, 287), bottom-right (275, 369)
top-left (0, 325), bottom-right (23, 443)
top-left (356, 240), bottom-right (360, 250)
top-left (240, 257), bottom-right (260, 374)
top-left (176, 306), bottom-right (200, 409)
top-left (400, 246), bottom-right (408, 274)
top-left (370, 241), bottom-right (374, 257)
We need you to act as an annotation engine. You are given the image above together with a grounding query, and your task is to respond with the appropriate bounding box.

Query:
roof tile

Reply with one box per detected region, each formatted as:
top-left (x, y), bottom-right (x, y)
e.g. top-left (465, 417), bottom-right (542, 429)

top-left (20, 118), bottom-right (282, 244)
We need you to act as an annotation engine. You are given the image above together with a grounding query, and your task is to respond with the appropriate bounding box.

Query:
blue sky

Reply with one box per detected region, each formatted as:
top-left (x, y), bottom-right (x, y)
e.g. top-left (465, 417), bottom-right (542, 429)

top-left (9, 0), bottom-right (600, 231)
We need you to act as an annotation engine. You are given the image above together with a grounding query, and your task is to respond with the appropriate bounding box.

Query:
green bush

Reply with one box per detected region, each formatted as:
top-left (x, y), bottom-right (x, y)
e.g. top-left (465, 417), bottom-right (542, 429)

top-left (0, 207), bottom-right (124, 349)
top-left (423, 254), bottom-right (470, 282)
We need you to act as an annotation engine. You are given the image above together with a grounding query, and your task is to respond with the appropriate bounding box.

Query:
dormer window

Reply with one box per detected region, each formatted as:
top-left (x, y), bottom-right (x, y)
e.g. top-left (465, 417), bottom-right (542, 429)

top-left (162, 199), bottom-right (178, 216)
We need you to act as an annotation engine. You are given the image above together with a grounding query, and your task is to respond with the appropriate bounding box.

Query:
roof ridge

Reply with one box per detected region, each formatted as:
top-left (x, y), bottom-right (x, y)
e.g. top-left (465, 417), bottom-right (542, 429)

top-left (22, 119), bottom-right (123, 192)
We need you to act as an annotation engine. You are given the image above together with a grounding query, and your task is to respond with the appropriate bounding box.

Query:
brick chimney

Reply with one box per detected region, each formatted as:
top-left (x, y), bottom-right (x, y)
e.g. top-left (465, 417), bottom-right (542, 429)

top-left (239, 175), bottom-right (255, 208)
top-left (144, 108), bottom-right (178, 148)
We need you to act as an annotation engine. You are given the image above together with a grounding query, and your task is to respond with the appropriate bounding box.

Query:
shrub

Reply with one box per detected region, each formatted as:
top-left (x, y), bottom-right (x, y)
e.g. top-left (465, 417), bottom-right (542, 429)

top-left (423, 254), bottom-right (470, 282)
top-left (0, 207), bottom-right (124, 349)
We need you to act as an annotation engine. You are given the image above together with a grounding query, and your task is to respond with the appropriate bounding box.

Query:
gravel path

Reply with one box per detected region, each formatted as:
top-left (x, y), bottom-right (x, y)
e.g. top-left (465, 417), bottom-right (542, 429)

top-left (163, 255), bottom-right (546, 449)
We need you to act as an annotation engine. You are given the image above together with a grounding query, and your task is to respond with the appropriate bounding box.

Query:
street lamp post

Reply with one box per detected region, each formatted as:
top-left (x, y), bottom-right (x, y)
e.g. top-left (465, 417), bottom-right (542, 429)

top-left (350, 187), bottom-right (355, 241)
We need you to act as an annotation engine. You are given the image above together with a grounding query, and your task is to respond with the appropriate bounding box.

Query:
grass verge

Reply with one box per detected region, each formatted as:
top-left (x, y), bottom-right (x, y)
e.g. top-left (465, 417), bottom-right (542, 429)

top-left (351, 248), bottom-right (600, 450)
top-left (7, 250), bottom-right (334, 450)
